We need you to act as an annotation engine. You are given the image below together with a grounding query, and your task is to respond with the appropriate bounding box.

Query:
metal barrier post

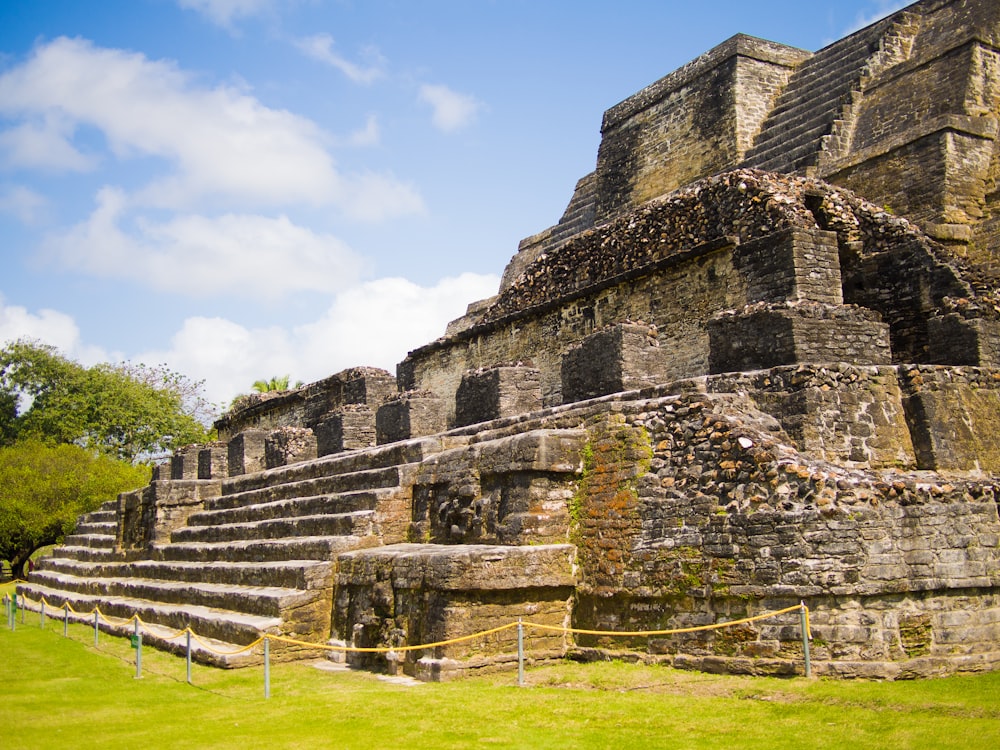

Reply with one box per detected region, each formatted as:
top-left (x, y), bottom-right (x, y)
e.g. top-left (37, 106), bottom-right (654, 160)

top-left (63, 604), bottom-right (69, 637)
top-left (800, 602), bottom-right (811, 678)
top-left (186, 630), bottom-right (192, 685)
top-left (264, 637), bottom-right (271, 699)
top-left (134, 618), bottom-right (142, 679)
top-left (19, 593), bottom-right (24, 624)
top-left (12, 594), bottom-right (18, 630)
top-left (517, 618), bottom-right (525, 687)
top-left (40, 599), bottom-right (45, 629)
top-left (93, 609), bottom-right (99, 646)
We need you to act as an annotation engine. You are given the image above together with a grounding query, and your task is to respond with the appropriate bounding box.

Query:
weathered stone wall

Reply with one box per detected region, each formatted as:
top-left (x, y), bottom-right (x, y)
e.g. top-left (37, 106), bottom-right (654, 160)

top-left (563, 391), bottom-right (1000, 677)
top-left (117, 479), bottom-right (221, 555)
top-left (332, 544), bottom-right (575, 679)
top-left (705, 365), bottom-right (916, 468)
top-left (899, 364), bottom-right (1000, 471)
top-left (216, 367), bottom-right (395, 442)
top-left (403, 170), bottom-right (1000, 422)
top-left (409, 429), bottom-right (584, 546)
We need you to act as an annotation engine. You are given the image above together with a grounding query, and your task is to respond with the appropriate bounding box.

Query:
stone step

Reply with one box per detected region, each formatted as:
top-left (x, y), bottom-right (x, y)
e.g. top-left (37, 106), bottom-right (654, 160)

top-left (751, 139), bottom-right (828, 173)
top-left (767, 73), bottom-right (857, 121)
top-left (222, 437), bottom-right (440, 495)
top-left (62, 533), bottom-right (115, 549)
top-left (82, 509), bottom-right (118, 524)
top-left (18, 588), bottom-right (326, 668)
top-left (211, 465), bottom-right (405, 510)
top-left (751, 90), bottom-right (854, 145)
top-left (17, 581), bottom-right (280, 650)
top-left (170, 510), bottom-right (375, 545)
top-left (27, 568), bottom-right (321, 619)
top-left (766, 47), bottom-right (872, 111)
top-left (189, 489), bottom-right (384, 527)
top-left (51, 545), bottom-right (120, 563)
top-left (745, 121), bottom-right (833, 169)
top-left (38, 556), bottom-right (332, 590)
top-left (153, 535), bottom-right (369, 564)
top-left (748, 120), bottom-right (835, 160)
top-left (76, 520), bottom-right (116, 535)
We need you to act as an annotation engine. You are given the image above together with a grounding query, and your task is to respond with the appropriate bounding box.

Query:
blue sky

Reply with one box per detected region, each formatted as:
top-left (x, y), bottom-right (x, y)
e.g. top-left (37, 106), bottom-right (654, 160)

top-left (0, 0), bottom-right (909, 409)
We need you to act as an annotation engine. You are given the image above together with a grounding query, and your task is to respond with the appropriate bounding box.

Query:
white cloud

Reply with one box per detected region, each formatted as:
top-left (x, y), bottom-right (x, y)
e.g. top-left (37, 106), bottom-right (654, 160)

top-left (0, 114), bottom-right (98, 172)
top-left (42, 186), bottom-right (369, 298)
top-left (0, 184), bottom-right (48, 225)
top-left (0, 296), bottom-right (111, 365)
top-left (138, 272), bottom-right (501, 405)
top-left (0, 37), bottom-right (423, 218)
top-left (346, 114), bottom-right (379, 148)
top-left (418, 84), bottom-right (483, 133)
top-left (177, 0), bottom-right (275, 28)
top-left (294, 34), bottom-right (385, 85)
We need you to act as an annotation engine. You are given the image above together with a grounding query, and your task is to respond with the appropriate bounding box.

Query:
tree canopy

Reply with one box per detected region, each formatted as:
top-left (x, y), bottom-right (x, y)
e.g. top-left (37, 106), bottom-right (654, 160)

top-left (0, 439), bottom-right (149, 578)
top-left (0, 339), bottom-right (214, 576)
top-left (0, 339), bottom-right (213, 462)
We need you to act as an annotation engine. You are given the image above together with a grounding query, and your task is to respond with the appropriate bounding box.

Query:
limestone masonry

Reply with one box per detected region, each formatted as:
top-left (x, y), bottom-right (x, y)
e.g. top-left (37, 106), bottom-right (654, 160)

top-left (21, 0), bottom-right (1000, 680)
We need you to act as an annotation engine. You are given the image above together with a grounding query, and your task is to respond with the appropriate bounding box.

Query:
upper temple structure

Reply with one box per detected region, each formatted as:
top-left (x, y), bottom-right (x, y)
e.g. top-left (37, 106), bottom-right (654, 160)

top-left (20, 0), bottom-right (1000, 680)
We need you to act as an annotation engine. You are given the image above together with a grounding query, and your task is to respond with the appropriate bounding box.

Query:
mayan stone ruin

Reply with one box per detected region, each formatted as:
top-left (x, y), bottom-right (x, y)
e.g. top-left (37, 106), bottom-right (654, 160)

top-left (19, 0), bottom-right (1000, 680)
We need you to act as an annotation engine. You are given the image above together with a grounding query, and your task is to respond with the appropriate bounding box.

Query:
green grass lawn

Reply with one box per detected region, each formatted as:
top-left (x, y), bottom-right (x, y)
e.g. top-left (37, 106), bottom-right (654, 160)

top-left (3, 580), bottom-right (1000, 749)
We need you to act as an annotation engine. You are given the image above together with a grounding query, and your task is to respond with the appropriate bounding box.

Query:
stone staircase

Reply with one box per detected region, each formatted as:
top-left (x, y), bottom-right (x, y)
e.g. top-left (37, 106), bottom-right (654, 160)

top-left (742, 15), bottom-right (904, 174)
top-left (19, 437), bottom-right (443, 666)
top-left (546, 172), bottom-right (598, 248)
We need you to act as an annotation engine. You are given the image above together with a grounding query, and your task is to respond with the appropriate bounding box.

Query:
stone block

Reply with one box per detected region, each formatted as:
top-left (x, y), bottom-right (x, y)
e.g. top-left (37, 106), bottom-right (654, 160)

top-left (332, 543), bottom-right (575, 680)
top-left (117, 479), bottom-right (221, 552)
top-left (927, 315), bottom-right (1000, 368)
top-left (707, 303), bottom-right (891, 374)
top-left (561, 323), bottom-right (671, 403)
top-left (315, 406), bottom-right (377, 456)
top-left (197, 442), bottom-right (229, 479)
top-left (170, 445), bottom-right (201, 480)
top-left (343, 369), bottom-right (397, 409)
top-left (376, 392), bottom-right (447, 445)
top-left (454, 365), bottom-right (542, 427)
top-left (227, 429), bottom-right (267, 476)
top-left (265, 427), bottom-right (318, 468)
top-left (733, 228), bottom-right (843, 306)
top-left (900, 366), bottom-right (1000, 472)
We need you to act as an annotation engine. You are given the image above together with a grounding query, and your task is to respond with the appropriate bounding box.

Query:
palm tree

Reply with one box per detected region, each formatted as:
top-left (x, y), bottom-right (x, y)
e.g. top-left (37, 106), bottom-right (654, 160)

top-left (250, 375), bottom-right (303, 393)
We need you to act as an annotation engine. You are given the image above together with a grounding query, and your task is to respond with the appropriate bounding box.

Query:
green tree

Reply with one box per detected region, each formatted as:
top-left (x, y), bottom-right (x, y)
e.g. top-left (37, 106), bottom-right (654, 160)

top-left (0, 440), bottom-right (149, 579)
top-left (0, 339), bottom-right (212, 462)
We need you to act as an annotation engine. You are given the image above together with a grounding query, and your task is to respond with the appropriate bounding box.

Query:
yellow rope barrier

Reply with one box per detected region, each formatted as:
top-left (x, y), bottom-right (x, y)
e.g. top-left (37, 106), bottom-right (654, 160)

top-left (10, 587), bottom-right (811, 661)
top-left (188, 629), bottom-right (264, 656)
top-left (268, 620), bottom-right (521, 654)
top-left (524, 604), bottom-right (805, 638)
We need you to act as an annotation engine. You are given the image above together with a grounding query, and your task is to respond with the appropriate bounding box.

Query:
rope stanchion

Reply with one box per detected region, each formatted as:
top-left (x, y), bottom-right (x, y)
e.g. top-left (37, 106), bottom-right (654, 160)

top-left (264, 637), bottom-right (271, 700)
top-left (800, 602), bottom-right (812, 678)
top-left (133, 618), bottom-right (143, 679)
